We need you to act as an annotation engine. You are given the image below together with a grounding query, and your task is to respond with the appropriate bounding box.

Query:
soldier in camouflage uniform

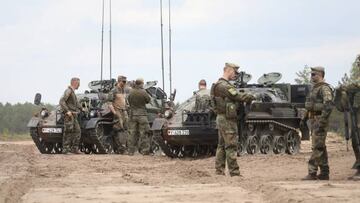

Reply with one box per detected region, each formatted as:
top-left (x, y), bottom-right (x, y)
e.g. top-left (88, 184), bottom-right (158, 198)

top-left (59, 77), bottom-right (82, 154)
top-left (339, 55), bottom-right (360, 180)
top-left (194, 79), bottom-right (211, 112)
top-left (302, 67), bottom-right (333, 180)
top-left (211, 63), bottom-right (255, 176)
top-left (127, 78), bottom-right (151, 155)
top-left (109, 75), bottom-right (130, 154)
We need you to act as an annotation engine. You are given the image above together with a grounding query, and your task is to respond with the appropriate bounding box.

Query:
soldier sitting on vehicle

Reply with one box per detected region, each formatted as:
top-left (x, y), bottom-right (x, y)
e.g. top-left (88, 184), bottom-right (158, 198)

top-left (194, 79), bottom-right (212, 112)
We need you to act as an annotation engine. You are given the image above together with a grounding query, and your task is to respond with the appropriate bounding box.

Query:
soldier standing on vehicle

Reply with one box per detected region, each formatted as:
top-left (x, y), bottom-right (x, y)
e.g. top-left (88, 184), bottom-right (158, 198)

top-left (338, 55), bottom-right (360, 180)
top-left (59, 77), bottom-right (82, 154)
top-left (302, 67), bottom-right (333, 180)
top-left (109, 75), bottom-right (130, 154)
top-left (127, 78), bottom-right (151, 155)
top-left (211, 63), bottom-right (255, 176)
top-left (194, 79), bottom-right (211, 112)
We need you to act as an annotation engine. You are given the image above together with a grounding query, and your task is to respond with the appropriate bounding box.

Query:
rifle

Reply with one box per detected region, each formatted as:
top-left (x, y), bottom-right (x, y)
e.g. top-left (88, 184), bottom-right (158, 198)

top-left (346, 91), bottom-right (360, 153)
top-left (344, 111), bottom-right (350, 151)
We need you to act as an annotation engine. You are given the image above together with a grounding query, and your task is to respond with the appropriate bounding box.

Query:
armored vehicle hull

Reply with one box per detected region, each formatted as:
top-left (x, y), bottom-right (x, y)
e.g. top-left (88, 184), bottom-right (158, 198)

top-left (28, 80), bottom-right (167, 154)
top-left (153, 73), bottom-right (310, 158)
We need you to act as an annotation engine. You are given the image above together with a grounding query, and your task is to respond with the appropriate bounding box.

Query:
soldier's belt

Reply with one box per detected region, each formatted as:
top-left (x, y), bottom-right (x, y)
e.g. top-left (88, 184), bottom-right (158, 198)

top-left (308, 111), bottom-right (322, 119)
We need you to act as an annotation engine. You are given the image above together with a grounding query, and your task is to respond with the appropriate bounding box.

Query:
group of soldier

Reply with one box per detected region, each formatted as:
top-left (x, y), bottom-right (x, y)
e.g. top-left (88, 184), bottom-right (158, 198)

top-left (58, 57), bottom-right (360, 181)
top-left (59, 77), bottom-right (152, 156)
top-left (210, 61), bottom-right (360, 180)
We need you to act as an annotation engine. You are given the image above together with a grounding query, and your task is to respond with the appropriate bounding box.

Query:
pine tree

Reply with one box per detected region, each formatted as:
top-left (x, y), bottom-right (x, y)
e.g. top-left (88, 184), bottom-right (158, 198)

top-left (294, 65), bottom-right (311, 84)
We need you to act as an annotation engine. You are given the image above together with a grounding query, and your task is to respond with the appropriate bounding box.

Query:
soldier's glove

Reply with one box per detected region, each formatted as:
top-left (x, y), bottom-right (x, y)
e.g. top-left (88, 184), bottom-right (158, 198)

top-left (318, 118), bottom-right (327, 129)
top-left (244, 94), bottom-right (256, 103)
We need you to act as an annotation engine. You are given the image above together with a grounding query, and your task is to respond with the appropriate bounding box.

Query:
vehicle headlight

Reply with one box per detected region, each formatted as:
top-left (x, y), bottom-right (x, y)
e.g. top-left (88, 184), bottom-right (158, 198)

top-left (90, 110), bottom-right (97, 118)
top-left (40, 109), bottom-right (49, 118)
top-left (164, 110), bottom-right (173, 119)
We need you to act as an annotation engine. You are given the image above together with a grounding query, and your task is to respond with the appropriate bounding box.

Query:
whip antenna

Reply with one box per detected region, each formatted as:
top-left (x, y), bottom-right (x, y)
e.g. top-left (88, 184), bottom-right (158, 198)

top-left (100, 0), bottom-right (105, 81)
top-left (109, 0), bottom-right (112, 80)
top-left (168, 0), bottom-right (172, 94)
top-left (160, 0), bottom-right (165, 91)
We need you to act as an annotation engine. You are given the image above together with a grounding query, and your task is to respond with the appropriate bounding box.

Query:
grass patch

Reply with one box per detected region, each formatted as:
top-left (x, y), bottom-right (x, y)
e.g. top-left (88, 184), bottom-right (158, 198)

top-left (0, 133), bottom-right (31, 141)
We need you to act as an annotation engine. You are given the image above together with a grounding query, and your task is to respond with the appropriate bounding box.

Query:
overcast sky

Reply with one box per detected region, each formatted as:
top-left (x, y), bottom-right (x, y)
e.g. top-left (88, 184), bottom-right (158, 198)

top-left (1, 0), bottom-right (360, 104)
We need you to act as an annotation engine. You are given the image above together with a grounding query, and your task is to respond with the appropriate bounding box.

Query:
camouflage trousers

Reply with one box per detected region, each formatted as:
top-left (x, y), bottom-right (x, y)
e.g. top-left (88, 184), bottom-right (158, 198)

top-left (127, 115), bottom-right (150, 154)
top-left (352, 109), bottom-right (360, 169)
top-left (215, 114), bottom-right (240, 176)
top-left (63, 114), bottom-right (81, 153)
top-left (113, 109), bottom-right (129, 153)
top-left (308, 119), bottom-right (329, 175)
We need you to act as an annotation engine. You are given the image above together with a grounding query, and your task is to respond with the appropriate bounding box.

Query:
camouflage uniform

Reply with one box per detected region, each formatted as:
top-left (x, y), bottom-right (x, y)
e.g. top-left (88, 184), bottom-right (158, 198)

top-left (211, 63), bottom-right (255, 176)
top-left (109, 80), bottom-right (130, 154)
top-left (340, 57), bottom-right (360, 179)
top-left (127, 79), bottom-right (151, 155)
top-left (304, 67), bottom-right (333, 179)
top-left (59, 86), bottom-right (81, 153)
top-left (194, 89), bottom-right (211, 112)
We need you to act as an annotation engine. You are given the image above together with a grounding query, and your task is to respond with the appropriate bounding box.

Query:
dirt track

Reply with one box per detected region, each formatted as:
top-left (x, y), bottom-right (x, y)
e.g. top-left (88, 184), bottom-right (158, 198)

top-left (0, 133), bottom-right (359, 203)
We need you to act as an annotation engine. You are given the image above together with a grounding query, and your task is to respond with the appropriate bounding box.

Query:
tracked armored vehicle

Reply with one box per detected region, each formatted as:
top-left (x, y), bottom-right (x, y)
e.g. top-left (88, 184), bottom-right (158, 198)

top-left (28, 80), bottom-right (167, 154)
top-left (152, 72), bottom-right (310, 158)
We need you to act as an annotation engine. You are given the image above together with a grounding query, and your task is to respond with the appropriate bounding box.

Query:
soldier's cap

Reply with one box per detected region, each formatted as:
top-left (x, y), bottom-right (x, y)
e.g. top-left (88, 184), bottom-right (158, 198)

top-left (117, 75), bottom-right (127, 82)
top-left (310, 66), bottom-right (325, 74)
top-left (135, 78), bottom-right (144, 85)
top-left (225, 62), bottom-right (240, 73)
top-left (198, 79), bottom-right (207, 86)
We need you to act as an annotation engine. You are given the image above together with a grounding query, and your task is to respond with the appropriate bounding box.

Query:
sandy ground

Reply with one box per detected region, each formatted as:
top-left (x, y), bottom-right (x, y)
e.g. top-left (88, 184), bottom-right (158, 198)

top-left (0, 133), bottom-right (359, 203)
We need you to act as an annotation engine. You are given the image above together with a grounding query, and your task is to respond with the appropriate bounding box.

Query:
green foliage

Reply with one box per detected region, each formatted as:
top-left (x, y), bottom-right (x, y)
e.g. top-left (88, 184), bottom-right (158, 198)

top-left (0, 102), bottom-right (54, 137)
top-left (295, 65), bottom-right (311, 85)
top-left (328, 109), bottom-right (346, 136)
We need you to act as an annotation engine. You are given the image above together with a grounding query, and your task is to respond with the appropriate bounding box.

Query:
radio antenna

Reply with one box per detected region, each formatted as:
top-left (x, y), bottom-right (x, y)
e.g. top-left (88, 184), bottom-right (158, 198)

top-left (168, 0), bottom-right (172, 94)
top-left (109, 0), bottom-right (112, 80)
top-left (100, 0), bottom-right (105, 81)
top-left (160, 0), bottom-right (165, 91)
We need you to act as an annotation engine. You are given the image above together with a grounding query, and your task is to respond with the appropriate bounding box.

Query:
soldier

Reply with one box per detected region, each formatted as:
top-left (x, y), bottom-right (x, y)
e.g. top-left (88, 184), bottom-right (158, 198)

top-left (109, 75), bottom-right (130, 154)
top-left (194, 79), bottom-right (211, 112)
top-left (211, 63), bottom-right (255, 176)
top-left (59, 77), bottom-right (82, 154)
top-left (127, 78), bottom-right (151, 155)
top-left (302, 67), bottom-right (333, 180)
top-left (339, 55), bottom-right (360, 180)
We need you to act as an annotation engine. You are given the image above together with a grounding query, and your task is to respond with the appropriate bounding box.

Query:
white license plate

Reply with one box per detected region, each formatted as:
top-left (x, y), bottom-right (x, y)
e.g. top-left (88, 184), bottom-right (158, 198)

top-left (42, 128), bottom-right (62, 134)
top-left (167, 130), bottom-right (190, 136)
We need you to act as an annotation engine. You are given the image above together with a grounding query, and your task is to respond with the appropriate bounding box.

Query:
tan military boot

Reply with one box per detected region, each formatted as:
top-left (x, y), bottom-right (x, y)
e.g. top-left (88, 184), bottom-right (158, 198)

top-left (302, 173), bottom-right (318, 180)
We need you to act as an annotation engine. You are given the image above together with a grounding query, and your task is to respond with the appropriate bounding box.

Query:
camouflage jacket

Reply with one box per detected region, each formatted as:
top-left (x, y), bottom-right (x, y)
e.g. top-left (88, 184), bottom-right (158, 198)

top-left (128, 86), bottom-right (151, 116)
top-left (194, 89), bottom-right (211, 112)
top-left (109, 85), bottom-right (130, 110)
top-left (210, 78), bottom-right (252, 114)
top-left (59, 86), bottom-right (81, 113)
top-left (304, 82), bottom-right (333, 122)
top-left (342, 78), bottom-right (360, 108)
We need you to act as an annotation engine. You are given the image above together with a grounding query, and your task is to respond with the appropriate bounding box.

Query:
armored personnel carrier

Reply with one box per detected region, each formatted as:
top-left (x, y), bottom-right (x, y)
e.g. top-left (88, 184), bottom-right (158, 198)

top-left (28, 79), bottom-right (167, 154)
top-left (152, 72), bottom-right (310, 158)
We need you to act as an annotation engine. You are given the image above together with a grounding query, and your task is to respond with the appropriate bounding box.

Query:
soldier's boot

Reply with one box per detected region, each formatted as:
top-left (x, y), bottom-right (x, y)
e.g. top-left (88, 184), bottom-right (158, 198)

top-left (318, 166), bottom-right (329, 180)
top-left (317, 174), bottom-right (329, 180)
top-left (229, 172), bottom-right (241, 177)
top-left (215, 169), bottom-right (225, 176)
top-left (348, 169), bottom-right (360, 180)
top-left (301, 173), bottom-right (318, 180)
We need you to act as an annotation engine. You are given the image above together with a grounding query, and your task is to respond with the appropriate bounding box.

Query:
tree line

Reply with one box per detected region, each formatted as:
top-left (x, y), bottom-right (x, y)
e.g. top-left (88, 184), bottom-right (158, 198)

top-left (0, 102), bottom-right (53, 136)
